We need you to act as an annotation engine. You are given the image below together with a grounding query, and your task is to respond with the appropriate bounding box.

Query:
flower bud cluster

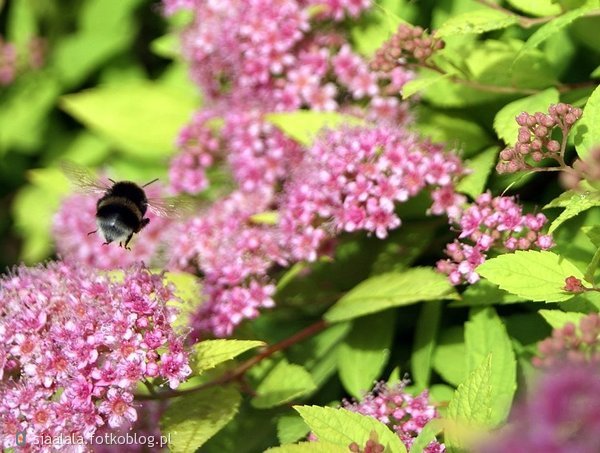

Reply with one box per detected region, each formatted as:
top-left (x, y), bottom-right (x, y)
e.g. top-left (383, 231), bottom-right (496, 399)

top-left (533, 312), bottom-right (600, 368)
top-left (560, 146), bottom-right (600, 190)
top-left (371, 24), bottom-right (444, 72)
top-left (342, 381), bottom-right (445, 453)
top-left (349, 431), bottom-right (385, 453)
top-left (437, 192), bottom-right (553, 285)
top-left (496, 103), bottom-right (583, 174)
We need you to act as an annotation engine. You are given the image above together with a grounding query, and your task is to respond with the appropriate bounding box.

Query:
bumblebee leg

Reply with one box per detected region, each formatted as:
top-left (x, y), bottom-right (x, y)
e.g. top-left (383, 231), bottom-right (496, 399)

top-left (123, 233), bottom-right (133, 250)
top-left (87, 230), bottom-right (97, 236)
top-left (140, 218), bottom-right (150, 230)
top-left (102, 241), bottom-right (110, 246)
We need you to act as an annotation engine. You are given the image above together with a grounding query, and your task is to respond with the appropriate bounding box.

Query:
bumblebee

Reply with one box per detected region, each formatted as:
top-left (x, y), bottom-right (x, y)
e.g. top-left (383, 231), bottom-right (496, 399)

top-left (61, 161), bottom-right (182, 249)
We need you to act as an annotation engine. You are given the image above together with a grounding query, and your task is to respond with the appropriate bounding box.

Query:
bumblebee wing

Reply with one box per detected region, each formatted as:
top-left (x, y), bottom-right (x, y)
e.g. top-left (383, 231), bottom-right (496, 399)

top-left (60, 160), bottom-right (111, 195)
top-left (147, 196), bottom-right (196, 219)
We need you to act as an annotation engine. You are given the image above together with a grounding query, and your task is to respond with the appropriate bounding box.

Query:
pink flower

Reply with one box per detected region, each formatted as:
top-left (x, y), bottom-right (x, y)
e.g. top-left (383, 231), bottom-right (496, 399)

top-left (0, 262), bottom-right (190, 446)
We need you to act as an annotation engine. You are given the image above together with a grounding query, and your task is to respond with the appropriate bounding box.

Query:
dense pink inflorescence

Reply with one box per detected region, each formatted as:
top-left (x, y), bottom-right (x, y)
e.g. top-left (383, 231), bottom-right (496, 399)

top-left (170, 125), bottom-right (465, 337)
top-left (343, 381), bottom-right (445, 452)
top-left (477, 363), bottom-right (600, 453)
top-left (280, 126), bottom-right (465, 261)
top-left (534, 313), bottom-right (600, 368)
top-left (53, 188), bottom-right (172, 270)
top-left (169, 189), bottom-right (284, 338)
top-left (0, 262), bottom-right (190, 449)
top-left (436, 192), bottom-right (553, 285)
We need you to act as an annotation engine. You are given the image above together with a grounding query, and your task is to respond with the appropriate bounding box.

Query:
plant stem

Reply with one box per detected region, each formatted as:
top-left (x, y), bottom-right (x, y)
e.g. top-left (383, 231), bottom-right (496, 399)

top-left (136, 319), bottom-right (329, 401)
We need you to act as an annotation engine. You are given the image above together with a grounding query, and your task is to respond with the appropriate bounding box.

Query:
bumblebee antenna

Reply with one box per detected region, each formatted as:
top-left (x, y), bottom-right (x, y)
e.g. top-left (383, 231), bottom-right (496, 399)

top-left (142, 178), bottom-right (159, 188)
top-left (108, 178), bottom-right (116, 184)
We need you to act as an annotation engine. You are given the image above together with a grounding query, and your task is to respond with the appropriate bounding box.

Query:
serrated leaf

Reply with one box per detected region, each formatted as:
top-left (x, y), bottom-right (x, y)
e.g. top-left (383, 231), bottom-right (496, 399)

top-left (506, 0), bottom-right (561, 16)
top-left (338, 312), bottom-right (396, 398)
top-left (266, 442), bottom-right (348, 453)
top-left (465, 307), bottom-right (516, 425)
top-left (277, 414), bottom-right (310, 445)
top-left (411, 301), bottom-right (442, 389)
top-left (436, 9), bottom-right (519, 37)
top-left (546, 191), bottom-right (600, 233)
top-left (493, 89), bottom-right (559, 146)
top-left (60, 82), bottom-right (197, 159)
top-left (294, 406), bottom-right (406, 453)
top-left (402, 72), bottom-right (452, 99)
top-left (325, 268), bottom-right (458, 322)
top-left (456, 147), bottom-right (499, 198)
top-left (518, 4), bottom-right (596, 57)
top-left (252, 360), bottom-right (317, 409)
top-left (538, 309), bottom-right (585, 329)
top-left (161, 386), bottom-right (241, 452)
top-left (477, 251), bottom-right (584, 302)
top-left (194, 340), bottom-right (265, 374)
top-left (574, 84), bottom-right (600, 159)
top-left (451, 279), bottom-right (527, 307)
top-left (445, 355), bottom-right (493, 451)
top-left (266, 112), bottom-right (364, 146)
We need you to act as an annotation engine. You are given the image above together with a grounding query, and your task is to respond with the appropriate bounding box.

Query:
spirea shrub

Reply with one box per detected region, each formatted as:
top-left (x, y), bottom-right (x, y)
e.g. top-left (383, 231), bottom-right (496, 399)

top-left (7, 0), bottom-right (600, 451)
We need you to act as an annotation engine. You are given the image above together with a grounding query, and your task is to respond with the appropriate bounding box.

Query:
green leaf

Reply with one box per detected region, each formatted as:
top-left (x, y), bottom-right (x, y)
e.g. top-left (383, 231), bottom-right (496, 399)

top-left (163, 271), bottom-right (203, 331)
top-left (338, 312), bottom-right (396, 398)
top-left (325, 268), bottom-right (458, 322)
top-left (582, 225), bottom-right (600, 247)
top-left (266, 111), bottom-right (364, 146)
top-left (574, 84), bottom-right (600, 159)
top-left (538, 309), bottom-right (585, 329)
top-left (436, 9), bottom-right (519, 37)
top-left (518, 4), bottom-right (596, 57)
top-left (545, 191), bottom-right (600, 233)
top-left (294, 406), bottom-right (406, 453)
top-left (409, 419), bottom-right (444, 453)
top-left (151, 33), bottom-right (180, 58)
top-left (60, 82), bottom-right (197, 159)
top-left (194, 340), bottom-right (265, 374)
top-left (252, 360), bottom-right (317, 409)
top-left (266, 442), bottom-right (348, 453)
top-left (477, 251), bottom-right (584, 302)
top-left (432, 326), bottom-right (466, 387)
top-left (277, 414), bottom-right (310, 445)
top-left (402, 72), bottom-right (452, 99)
top-left (456, 147), bottom-right (499, 198)
top-left (445, 355), bottom-right (493, 451)
top-left (7, 0), bottom-right (37, 48)
top-left (493, 88), bottom-right (560, 146)
top-left (451, 279), bottom-right (527, 307)
top-left (161, 386), bottom-right (241, 452)
top-left (414, 108), bottom-right (493, 157)
top-left (465, 307), bottom-right (516, 426)
top-left (506, 0), bottom-right (561, 16)
top-left (411, 301), bottom-right (442, 389)
top-left (52, 0), bottom-right (143, 87)
top-left (585, 247), bottom-right (600, 284)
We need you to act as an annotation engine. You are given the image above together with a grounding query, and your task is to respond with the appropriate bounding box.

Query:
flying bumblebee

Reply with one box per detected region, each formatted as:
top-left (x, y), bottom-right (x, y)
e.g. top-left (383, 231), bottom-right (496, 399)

top-left (61, 161), bottom-right (185, 249)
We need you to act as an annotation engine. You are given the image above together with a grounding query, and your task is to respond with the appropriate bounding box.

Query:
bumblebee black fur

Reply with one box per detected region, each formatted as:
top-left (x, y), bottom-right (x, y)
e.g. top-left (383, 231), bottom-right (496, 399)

top-left (94, 181), bottom-right (150, 249)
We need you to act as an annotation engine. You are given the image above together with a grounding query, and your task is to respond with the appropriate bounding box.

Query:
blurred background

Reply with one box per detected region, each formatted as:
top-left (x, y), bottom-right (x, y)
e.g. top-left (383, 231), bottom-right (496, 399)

top-left (0, 0), bottom-right (198, 271)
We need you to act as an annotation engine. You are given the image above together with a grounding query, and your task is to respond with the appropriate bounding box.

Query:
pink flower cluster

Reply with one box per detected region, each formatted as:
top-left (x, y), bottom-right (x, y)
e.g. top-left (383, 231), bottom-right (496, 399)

top-left (477, 363), bottom-right (600, 453)
top-left (280, 126), bottom-right (465, 261)
top-left (169, 190), bottom-right (283, 338)
top-left (342, 381), bottom-right (445, 453)
top-left (0, 262), bottom-right (190, 448)
top-left (53, 187), bottom-right (173, 270)
top-left (165, 0), bottom-right (410, 196)
top-left (169, 125), bottom-right (465, 337)
top-left (0, 36), bottom-right (17, 86)
top-left (437, 192), bottom-right (553, 285)
top-left (534, 313), bottom-right (600, 368)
